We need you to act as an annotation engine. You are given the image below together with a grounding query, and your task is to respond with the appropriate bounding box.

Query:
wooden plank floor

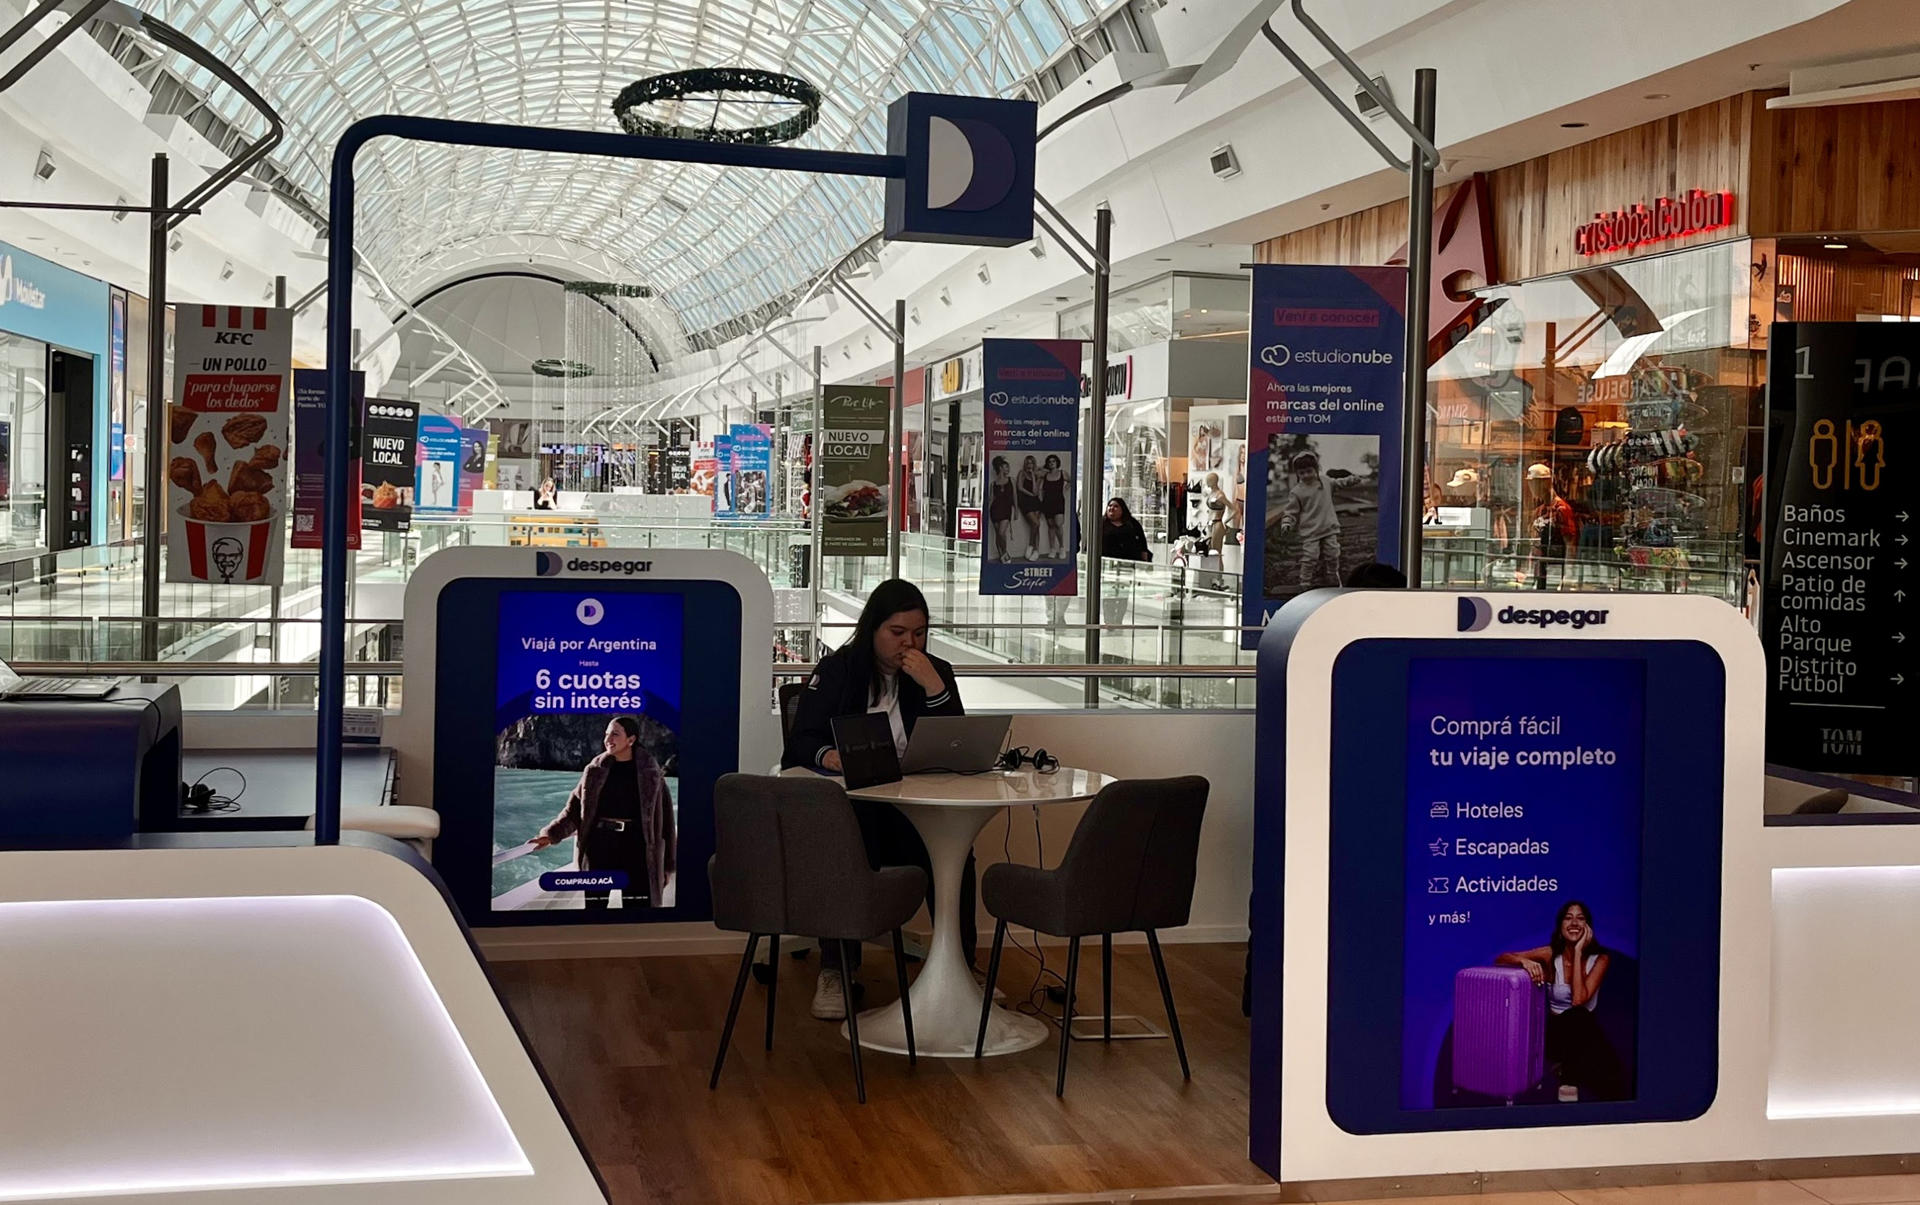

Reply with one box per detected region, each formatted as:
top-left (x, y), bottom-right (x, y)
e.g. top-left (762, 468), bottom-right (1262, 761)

top-left (491, 940), bottom-right (1271, 1205)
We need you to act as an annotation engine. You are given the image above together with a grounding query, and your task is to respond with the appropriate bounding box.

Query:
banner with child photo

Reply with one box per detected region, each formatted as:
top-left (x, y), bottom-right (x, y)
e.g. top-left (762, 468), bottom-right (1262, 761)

top-left (1241, 264), bottom-right (1409, 647)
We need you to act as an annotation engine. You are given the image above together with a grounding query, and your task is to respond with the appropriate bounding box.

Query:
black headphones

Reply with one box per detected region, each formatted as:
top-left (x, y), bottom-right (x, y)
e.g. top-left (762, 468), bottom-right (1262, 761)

top-left (997, 745), bottom-right (1060, 774)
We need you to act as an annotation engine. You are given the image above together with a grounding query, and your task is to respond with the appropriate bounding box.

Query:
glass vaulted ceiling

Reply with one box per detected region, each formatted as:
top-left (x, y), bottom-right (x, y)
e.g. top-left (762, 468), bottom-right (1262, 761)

top-left (140, 0), bottom-right (1100, 342)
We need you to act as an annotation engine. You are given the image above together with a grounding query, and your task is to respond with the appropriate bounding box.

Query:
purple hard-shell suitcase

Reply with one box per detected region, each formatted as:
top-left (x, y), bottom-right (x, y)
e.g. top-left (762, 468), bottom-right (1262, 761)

top-left (1451, 965), bottom-right (1545, 1102)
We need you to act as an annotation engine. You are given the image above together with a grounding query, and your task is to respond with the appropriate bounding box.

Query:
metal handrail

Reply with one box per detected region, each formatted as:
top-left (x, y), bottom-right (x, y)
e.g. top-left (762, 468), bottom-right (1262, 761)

top-left (4, 659), bottom-right (1256, 679)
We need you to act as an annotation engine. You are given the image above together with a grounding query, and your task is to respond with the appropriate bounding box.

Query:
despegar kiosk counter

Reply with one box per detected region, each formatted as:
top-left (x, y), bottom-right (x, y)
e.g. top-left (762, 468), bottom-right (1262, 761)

top-left (1251, 589), bottom-right (1920, 1185)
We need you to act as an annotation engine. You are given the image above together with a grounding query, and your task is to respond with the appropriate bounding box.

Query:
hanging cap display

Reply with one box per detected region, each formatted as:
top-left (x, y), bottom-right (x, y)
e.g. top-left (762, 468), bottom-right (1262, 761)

top-left (1446, 468), bottom-right (1480, 488)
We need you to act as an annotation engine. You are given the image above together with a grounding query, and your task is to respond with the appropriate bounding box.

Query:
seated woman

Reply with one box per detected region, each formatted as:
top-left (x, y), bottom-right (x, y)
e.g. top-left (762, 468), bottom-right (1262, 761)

top-left (1497, 899), bottom-right (1627, 1101)
top-left (783, 579), bottom-right (972, 1020)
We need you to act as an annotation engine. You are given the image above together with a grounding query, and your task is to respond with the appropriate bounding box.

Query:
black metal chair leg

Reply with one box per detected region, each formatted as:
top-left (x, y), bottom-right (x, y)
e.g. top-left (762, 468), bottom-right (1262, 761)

top-left (764, 933), bottom-right (779, 1051)
top-left (841, 940), bottom-right (867, 1103)
top-left (1145, 930), bottom-right (1190, 1080)
top-left (975, 919), bottom-right (1006, 1058)
top-left (1057, 935), bottom-right (1080, 1097)
top-left (1102, 933), bottom-right (1113, 1042)
top-left (710, 933), bottom-right (761, 1090)
top-left (891, 928), bottom-right (916, 1067)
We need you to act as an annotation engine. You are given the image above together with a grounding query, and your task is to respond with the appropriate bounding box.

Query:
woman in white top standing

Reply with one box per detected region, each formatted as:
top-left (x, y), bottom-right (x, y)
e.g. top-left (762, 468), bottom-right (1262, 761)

top-left (782, 580), bottom-right (970, 1021)
top-left (1498, 899), bottom-right (1626, 1101)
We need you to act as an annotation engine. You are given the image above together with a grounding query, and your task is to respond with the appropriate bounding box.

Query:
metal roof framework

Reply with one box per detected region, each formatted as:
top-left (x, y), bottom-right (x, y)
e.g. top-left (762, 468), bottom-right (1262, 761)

top-left (139, 0), bottom-right (1102, 340)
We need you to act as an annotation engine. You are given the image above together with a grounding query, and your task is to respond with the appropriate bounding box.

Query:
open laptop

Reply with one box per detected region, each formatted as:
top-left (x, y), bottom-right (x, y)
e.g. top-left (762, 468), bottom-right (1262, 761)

top-left (0, 656), bottom-right (121, 701)
top-left (831, 712), bottom-right (902, 790)
top-left (900, 714), bottom-right (1013, 775)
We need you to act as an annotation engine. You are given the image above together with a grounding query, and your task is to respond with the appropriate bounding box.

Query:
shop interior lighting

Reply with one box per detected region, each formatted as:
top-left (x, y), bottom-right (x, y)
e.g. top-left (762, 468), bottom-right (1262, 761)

top-left (1824, 241), bottom-right (1850, 250)
top-left (33, 148), bottom-right (55, 180)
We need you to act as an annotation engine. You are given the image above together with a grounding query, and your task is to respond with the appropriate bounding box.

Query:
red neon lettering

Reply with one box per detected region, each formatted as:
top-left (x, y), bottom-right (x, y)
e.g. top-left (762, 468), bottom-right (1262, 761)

top-left (1574, 188), bottom-right (1735, 256)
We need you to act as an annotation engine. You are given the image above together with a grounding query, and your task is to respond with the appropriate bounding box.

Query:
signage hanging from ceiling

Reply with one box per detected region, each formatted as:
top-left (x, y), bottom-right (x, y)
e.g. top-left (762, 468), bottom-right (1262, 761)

top-left (1575, 189), bottom-right (1736, 257)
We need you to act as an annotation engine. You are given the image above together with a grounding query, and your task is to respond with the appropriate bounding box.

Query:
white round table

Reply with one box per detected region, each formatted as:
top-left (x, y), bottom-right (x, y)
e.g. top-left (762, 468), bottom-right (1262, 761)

top-left (779, 766), bottom-right (1112, 1058)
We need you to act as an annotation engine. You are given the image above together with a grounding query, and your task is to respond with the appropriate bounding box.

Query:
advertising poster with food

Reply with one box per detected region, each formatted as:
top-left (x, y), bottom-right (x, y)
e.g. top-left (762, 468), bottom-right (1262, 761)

top-left (166, 305), bottom-right (291, 585)
top-left (728, 422), bottom-right (773, 521)
top-left (820, 384), bottom-right (890, 555)
top-left (980, 337), bottom-right (1082, 596)
top-left (291, 368), bottom-right (363, 551)
top-left (362, 398), bottom-right (419, 532)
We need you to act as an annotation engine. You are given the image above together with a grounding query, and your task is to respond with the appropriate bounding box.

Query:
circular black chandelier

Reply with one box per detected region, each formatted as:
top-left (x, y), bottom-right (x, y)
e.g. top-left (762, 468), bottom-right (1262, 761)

top-left (531, 358), bottom-right (595, 379)
top-left (565, 282), bottom-right (653, 299)
top-left (612, 68), bottom-right (822, 146)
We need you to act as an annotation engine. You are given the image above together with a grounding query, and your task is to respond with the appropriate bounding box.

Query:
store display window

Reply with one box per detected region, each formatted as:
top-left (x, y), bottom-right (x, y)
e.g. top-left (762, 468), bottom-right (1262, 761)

top-left (1426, 241), bottom-right (1759, 602)
top-left (0, 331), bottom-right (49, 559)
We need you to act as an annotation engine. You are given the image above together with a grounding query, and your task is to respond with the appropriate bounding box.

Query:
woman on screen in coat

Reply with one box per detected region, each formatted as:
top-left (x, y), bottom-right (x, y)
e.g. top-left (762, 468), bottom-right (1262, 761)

top-left (529, 716), bottom-right (674, 910)
top-left (1497, 899), bottom-right (1626, 1101)
top-left (782, 578), bottom-right (972, 1022)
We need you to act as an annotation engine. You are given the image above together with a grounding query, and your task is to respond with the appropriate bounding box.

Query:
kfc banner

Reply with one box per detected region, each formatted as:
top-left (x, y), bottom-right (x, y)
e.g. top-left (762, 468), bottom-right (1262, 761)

top-left (166, 305), bottom-right (291, 585)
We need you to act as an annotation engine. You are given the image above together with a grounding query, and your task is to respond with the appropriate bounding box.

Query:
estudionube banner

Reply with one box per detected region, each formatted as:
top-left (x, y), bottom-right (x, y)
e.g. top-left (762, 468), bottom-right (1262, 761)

top-left (820, 385), bottom-right (890, 554)
top-left (728, 423), bottom-right (773, 520)
top-left (362, 398), bottom-right (419, 532)
top-left (459, 427), bottom-right (487, 513)
top-left (1243, 264), bottom-right (1407, 645)
top-left (291, 368), bottom-right (363, 551)
top-left (490, 589), bottom-right (683, 913)
top-left (711, 433), bottom-right (735, 518)
top-left (415, 413), bottom-right (463, 516)
top-left (1399, 655), bottom-right (1645, 1109)
top-left (1763, 322), bottom-right (1916, 775)
top-left (166, 305), bottom-right (292, 585)
top-left (980, 337), bottom-right (1082, 595)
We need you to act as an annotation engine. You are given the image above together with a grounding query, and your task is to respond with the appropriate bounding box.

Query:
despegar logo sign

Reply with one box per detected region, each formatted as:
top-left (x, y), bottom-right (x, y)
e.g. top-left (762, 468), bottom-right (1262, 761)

top-left (1259, 344), bottom-right (1394, 369)
top-left (1458, 596), bottom-right (1612, 632)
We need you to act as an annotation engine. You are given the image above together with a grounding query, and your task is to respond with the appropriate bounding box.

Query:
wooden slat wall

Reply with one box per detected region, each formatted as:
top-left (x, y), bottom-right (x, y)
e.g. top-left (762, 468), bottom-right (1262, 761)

top-left (1257, 95), bottom-right (1761, 280)
top-left (1777, 255), bottom-right (1920, 321)
top-left (1749, 98), bottom-right (1920, 236)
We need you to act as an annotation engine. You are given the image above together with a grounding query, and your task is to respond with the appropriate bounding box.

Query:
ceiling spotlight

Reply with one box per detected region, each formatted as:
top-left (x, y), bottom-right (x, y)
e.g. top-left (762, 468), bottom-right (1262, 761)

top-left (219, 260), bottom-right (235, 280)
top-left (33, 148), bottom-right (55, 181)
top-left (938, 287), bottom-right (952, 306)
top-left (111, 197), bottom-right (130, 223)
top-left (863, 335), bottom-right (872, 351)
top-left (1029, 239), bottom-right (1046, 260)
top-left (841, 347), bottom-right (851, 360)
top-left (1824, 241), bottom-right (1849, 250)
top-left (261, 283), bottom-right (275, 300)
top-left (168, 233), bottom-right (184, 252)
top-left (909, 307), bottom-right (921, 325)
top-left (977, 263), bottom-right (992, 285)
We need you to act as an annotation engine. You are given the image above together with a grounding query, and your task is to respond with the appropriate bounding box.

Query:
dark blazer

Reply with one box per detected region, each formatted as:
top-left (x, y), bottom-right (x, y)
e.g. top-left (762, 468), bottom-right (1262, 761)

top-left (782, 647), bottom-right (965, 771)
top-left (539, 750), bottom-right (675, 905)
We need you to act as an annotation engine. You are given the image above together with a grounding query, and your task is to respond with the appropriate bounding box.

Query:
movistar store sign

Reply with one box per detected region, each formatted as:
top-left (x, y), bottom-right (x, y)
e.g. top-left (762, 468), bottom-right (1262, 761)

top-left (0, 239), bottom-right (109, 354)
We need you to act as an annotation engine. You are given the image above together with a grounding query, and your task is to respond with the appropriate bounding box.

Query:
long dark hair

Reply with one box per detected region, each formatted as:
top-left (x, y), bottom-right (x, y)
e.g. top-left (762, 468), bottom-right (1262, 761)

top-left (1548, 899), bottom-right (1608, 963)
top-left (610, 715), bottom-right (641, 742)
top-left (1104, 496), bottom-right (1134, 525)
top-left (841, 579), bottom-right (930, 702)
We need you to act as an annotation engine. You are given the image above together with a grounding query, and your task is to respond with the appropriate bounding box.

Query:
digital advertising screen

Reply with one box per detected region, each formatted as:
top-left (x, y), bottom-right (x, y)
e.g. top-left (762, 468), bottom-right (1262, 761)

top-left (490, 589), bottom-right (684, 913)
top-left (1318, 638), bottom-right (1723, 1135)
top-left (1398, 656), bottom-right (1644, 1111)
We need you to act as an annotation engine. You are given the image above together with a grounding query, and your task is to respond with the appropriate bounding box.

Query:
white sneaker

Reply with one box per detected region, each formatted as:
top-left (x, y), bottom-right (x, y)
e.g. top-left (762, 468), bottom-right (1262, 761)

top-left (811, 970), bottom-right (847, 1020)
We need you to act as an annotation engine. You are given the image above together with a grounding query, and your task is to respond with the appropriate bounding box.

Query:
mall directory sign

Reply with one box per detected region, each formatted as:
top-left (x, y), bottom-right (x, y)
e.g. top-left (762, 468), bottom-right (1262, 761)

top-left (1762, 322), bottom-right (1916, 776)
top-left (1242, 264), bottom-right (1408, 647)
top-left (1249, 590), bottom-right (1759, 1182)
top-left (397, 547), bottom-right (780, 927)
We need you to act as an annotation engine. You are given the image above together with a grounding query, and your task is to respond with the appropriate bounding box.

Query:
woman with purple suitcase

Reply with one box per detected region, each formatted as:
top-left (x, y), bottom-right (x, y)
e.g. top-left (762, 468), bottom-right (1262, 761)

top-left (1498, 900), bottom-right (1627, 1101)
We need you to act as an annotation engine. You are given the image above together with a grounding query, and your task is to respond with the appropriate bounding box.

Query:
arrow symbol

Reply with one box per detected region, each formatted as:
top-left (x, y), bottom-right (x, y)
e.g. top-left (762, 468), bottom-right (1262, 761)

top-left (1897, 674), bottom-right (1907, 686)
top-left (1901, 511), bottom-right (1913, 523)
top-left (1897, 633), bottom-right (1909, 644)
top-left (1901, 559), bottom-right (1913, 571)
top-left (1901, 535), bottom-right (1912, 547)
top-left (1900, 590), bottom-right (1911, 603)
